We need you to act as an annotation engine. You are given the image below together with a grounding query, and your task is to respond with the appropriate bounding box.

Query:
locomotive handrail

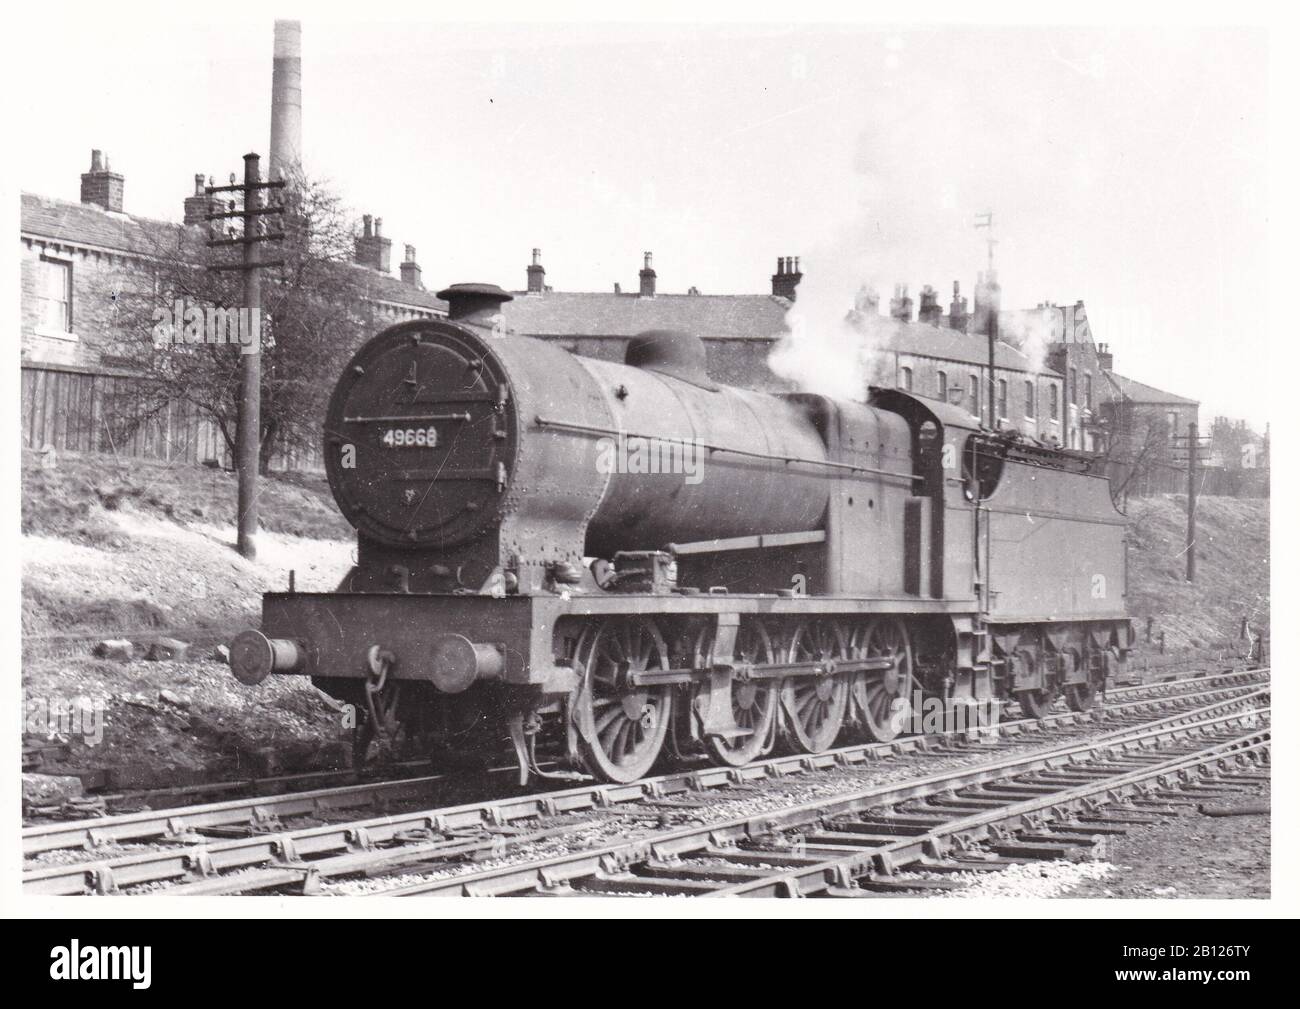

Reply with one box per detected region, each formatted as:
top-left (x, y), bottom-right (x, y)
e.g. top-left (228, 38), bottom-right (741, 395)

top-left (343, 412), bottom-right (472, 423)
top-left (533, 415), bottom-right (922, 482)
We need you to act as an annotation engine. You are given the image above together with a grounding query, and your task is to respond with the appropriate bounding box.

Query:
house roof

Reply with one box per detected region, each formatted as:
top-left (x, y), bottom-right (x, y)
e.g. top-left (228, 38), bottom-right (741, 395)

top-left (869, 315), bottom-right (1045, 374)
top-left (21, 192), bottom-right (186, 258)
top-left (1102, 370), bottom-right (1199, 406)
top-left (21, 191), bottom-right (446, 313)
top-left (499, 290), bottom-right (792, 340)
top-left (498, 291), bottom-right (1053, 375)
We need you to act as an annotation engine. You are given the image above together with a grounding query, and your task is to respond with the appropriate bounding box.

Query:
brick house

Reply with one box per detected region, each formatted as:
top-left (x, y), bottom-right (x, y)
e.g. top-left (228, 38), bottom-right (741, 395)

top-left (20, 151), bottom-right (444, 465)
top-left (1097, 347), bottom-right (1201, 497)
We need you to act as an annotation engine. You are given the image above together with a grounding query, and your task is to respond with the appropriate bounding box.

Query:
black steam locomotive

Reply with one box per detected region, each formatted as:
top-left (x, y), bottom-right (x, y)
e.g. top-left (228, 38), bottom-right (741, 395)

top-left (229, 282), bottom-right (1132, 784)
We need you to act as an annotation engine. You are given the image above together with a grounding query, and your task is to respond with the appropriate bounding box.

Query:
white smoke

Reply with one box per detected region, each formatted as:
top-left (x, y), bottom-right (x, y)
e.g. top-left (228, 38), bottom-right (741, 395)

top-left (766, 252), bottom-right (893, 401)
top-left (996, 306), bottom-right (1056, 376)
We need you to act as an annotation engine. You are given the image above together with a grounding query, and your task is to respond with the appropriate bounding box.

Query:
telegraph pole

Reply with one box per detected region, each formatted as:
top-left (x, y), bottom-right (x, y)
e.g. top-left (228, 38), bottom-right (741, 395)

top-left (1172, 421), bottom-right (1207, 582)
top-left (206, 153), bottom-right (285, 559)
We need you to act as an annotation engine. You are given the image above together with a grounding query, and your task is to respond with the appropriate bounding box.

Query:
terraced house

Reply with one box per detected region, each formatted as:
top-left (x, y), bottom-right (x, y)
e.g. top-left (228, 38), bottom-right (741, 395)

top-left (20, 151), bottom-right (443, 467)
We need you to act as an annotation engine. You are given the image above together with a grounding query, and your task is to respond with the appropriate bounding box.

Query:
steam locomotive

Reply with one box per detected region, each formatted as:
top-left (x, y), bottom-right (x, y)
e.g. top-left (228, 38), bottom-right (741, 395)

top-left (229, 282), bottom-right (1132, 784)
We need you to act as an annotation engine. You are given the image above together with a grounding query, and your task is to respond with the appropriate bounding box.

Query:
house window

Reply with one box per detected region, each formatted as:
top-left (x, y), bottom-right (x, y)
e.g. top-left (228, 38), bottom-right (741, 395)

top-left (937, 371), bottom-right (947, 401)
top-left (1050, 384), bottom-right (1059, 421)
top-left (1024, 380), bottom-right (1036, 418)
top-left (1070, 367), bottom-right (1078, 405)
top-left (38, 257), bottom-right (73, 334)
top-left (899, 366), bottom-right (913, 392)
top-left (997, 379), bottom-right (1008, 420)
top-left (1084, 374), bottom-right (1093, 410)
top-left (1167, 411), bottom-right (1178, 442)
top-left (969, 373), bottom-right (980, 419)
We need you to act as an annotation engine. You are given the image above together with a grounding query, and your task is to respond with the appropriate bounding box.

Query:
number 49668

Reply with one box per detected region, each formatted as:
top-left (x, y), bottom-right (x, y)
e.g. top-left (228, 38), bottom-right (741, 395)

top-left (382, 426), bottom-right (438, 448)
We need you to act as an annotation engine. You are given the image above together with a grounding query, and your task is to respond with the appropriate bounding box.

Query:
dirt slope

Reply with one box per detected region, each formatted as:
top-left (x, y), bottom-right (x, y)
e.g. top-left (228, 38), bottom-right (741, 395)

top-left (1122, 494), bottom-right (1269, 660)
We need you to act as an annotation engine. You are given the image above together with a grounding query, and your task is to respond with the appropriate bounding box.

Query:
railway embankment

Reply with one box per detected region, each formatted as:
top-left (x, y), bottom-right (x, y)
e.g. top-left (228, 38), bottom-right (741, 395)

top-left (1122, 494), bottom-right (1269, 664)
top-left (21, 450), bottom-right (354, 797)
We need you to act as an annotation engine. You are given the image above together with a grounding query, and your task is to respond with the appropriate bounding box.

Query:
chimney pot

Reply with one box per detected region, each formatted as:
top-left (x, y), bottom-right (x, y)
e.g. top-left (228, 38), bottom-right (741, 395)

top-left (400, 245), bottom-right (423, 288)
top-left (80, 148), bottom-right (124, 212)
top-left (526, 247), bottom-right (546, 294)
top-left (771, 255), bottom-right (803, 301)
top-left (639, 252), bottom-right (657, 297)
top-left (184, 172), bottom-right (213, 225)
top-left (355, 214), bottom-right (391, 272)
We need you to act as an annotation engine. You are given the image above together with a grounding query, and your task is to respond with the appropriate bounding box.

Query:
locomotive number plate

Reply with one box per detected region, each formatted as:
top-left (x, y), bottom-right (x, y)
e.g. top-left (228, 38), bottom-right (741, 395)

top-left (381, 426), bottom-right (438, 448)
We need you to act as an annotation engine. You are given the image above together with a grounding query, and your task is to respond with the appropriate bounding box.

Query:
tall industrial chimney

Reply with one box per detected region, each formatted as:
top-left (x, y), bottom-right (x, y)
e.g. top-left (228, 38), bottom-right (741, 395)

top-left (269, 20), bottom-right (303, 181)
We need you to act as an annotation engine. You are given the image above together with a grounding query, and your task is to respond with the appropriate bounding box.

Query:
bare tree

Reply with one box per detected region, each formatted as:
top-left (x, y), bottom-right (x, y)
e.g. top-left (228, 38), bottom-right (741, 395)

top-left (106, 170), bottom-right (373, 472)
top-left (1100, 404), bottom-right (1173, 508)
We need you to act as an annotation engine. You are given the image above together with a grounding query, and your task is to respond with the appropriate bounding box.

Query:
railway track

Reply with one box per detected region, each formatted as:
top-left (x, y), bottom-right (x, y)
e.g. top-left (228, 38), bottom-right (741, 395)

top-left (393, 710), bottom-right (1266, 898)
top-left (23, 667), bottom-right (1266, 859)
top-left (22, 670), bottom-right (1268, 896)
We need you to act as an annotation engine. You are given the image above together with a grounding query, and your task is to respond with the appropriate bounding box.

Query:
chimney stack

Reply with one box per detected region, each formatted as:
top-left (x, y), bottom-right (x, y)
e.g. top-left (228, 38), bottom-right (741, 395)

top-left (1097, 342), bottom-right (1113, 371)
top-left (80, 149), bottom-right (124, 213)
top-left (526, 248), bottom-right (546, 295)
top-left (639, 252), bottom-right (656, 298)
top-left (918, 284), bottom-right (942, 326)
top-left (355, 214), bottom-right (392, 273)
top-left (889, 284), bottom-right (913, 322)
top-left (771, 255), bottom-right (803, 300)
top-left (854, 284), bottom-right (880, 315)
top-left (183, 173), bottom-right (212, 225)
top-left (948, 280), bottom-right (969, 331)
top-left (269, 20), bottom-right (303, 181)
top-left (400, 245), bottom-right (423, 289)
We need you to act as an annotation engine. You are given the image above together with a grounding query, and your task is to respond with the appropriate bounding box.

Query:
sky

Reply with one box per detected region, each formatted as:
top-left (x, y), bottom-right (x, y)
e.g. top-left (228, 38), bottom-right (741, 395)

top-left (12, 18), bottom-right (1269, 428)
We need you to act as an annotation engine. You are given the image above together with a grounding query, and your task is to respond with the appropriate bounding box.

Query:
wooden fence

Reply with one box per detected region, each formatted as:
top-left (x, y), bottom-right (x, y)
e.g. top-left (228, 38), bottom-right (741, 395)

top-left (20, 365), bottom-right (323, 473)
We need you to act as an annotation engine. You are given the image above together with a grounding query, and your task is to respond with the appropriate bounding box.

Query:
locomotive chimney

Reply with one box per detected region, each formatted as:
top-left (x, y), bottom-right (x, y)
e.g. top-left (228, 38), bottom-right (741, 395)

top-left (269, 19), bottom-right (303, 181)
top-left (400, 245), bottom-right (423, 289)
top-left (639, 251), bottom-right (656, 298)
top-left (80, 149), bottom-right (124, 212)
top-left (771, 255), bottom-right (803, 300)
top-left (526, 248), bottom-right (546, 295)
top-left (437, 282), bottom-right (514, 327)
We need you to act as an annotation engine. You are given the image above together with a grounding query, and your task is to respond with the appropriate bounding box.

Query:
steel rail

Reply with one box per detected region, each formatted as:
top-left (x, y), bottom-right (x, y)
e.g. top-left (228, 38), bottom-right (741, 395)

top-left (712, 735), bottom-right (1271, 897)
top-left (21, 688), bottom-right (1265, 896)
top-left (23, 669), bottom-right (1267, 858)
top-left (376, 707), bottom-right (1267, 897)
